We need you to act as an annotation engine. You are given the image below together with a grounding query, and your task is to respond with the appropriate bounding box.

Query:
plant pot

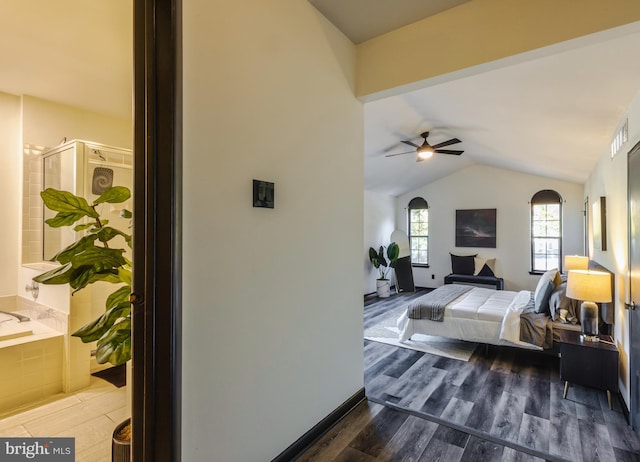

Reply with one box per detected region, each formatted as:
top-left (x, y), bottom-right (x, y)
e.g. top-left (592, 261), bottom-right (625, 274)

top-left (112, 418), bottom-right (131, 462)
top-left (376, 279), bottom-right (391, 298)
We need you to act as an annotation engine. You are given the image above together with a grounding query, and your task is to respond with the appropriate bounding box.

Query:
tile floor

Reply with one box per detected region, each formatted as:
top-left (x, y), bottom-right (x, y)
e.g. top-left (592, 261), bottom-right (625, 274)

top-left (0, 376), bottom-right (127, 461)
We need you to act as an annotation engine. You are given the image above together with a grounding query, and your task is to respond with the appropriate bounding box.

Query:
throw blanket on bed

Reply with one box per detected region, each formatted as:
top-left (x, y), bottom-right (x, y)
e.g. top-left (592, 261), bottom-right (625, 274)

top-left (406, 284), bottom-right (473, 321)
top-left (519, 294), bottom-right (553, 349)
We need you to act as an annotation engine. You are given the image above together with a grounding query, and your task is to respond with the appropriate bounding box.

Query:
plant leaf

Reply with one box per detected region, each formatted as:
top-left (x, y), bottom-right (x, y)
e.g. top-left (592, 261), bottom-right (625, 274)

top-left (71, 305), bottom-right (130, 343)
top-left (52, 235), bottom-right (99, 264)
top-left (95, 226), bottom-right (131, 244)
top-left (41, 189), bottom-right (99, 218)
top-left (70, 247), bottom-right (127, 269)
top-left (106, 286), bottom-right (132, 310)
top-left (32, 263), bottom-right (74, 285)
top-left (45, 212), bottom-right (86, 228)
top-left (93, 186), bottom-right (131, 205)
top-left (95, 318), bottom-right (131, 365)
top-left (73, 222), bottom-right (95, 232)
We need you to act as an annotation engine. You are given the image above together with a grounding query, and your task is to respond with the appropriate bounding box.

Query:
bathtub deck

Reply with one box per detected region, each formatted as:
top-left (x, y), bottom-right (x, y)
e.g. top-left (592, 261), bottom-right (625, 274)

top-left (0, 375), bottom-right (128, 462)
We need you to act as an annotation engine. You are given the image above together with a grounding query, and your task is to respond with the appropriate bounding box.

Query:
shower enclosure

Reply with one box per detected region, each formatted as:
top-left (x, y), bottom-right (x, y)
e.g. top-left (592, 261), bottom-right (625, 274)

top-left (41, 140), bottom-right (133, 261)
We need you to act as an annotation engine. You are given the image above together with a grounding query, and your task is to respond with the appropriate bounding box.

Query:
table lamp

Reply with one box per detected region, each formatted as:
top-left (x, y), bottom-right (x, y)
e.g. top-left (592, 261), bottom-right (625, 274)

top-left (566, 270), bottom-right (612, 342)
top-left (564, 255), bottom-right (589, 272)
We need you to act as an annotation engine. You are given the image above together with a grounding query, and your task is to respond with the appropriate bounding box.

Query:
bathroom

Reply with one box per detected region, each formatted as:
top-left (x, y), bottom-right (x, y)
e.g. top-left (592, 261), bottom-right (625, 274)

top-left (0, 93), bottom-right (133, 415)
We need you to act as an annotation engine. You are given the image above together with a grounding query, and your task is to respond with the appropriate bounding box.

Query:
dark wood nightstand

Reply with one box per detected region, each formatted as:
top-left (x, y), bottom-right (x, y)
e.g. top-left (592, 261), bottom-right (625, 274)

top-left (558, 329), bottom-right (619, 409)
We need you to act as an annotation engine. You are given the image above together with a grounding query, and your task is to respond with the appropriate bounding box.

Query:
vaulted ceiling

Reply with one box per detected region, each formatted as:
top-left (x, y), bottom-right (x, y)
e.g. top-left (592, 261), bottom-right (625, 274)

top-left (311, 0), bottom-right (640, 196)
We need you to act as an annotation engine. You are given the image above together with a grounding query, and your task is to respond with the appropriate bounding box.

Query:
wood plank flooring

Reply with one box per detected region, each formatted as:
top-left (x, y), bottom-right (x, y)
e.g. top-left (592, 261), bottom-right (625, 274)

top-left (298, 290), bottom-right (640, 461)
top-left (295, 400), bottom-right (549, 462)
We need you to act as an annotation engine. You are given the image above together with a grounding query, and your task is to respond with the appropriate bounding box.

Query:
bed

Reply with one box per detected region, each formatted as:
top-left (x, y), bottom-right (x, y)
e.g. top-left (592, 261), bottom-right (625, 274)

top-left (397, 262), bottom-right (614, 351)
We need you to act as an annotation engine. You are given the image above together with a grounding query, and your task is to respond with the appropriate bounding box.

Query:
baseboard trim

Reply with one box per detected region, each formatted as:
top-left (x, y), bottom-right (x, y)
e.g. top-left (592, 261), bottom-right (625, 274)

top-left (272, 388), bottom-right (366, 462)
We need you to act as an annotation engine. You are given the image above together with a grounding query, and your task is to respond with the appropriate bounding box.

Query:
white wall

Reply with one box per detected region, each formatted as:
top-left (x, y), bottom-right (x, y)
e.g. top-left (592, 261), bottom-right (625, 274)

top-left (182, 1), bottom-right (363, 460)
top-left (364, 190), bottom-right (396, 293)
top-left (584, 89), bottom-right (640, 407)
top-left (0, 92), bottom-right (21, 296)
top-left (396, 164), bottom-right (584, 290)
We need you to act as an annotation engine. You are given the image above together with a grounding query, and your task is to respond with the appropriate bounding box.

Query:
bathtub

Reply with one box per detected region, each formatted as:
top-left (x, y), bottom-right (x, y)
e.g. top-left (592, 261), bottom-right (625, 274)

top-left (0, 299), bottom-right (64, 415)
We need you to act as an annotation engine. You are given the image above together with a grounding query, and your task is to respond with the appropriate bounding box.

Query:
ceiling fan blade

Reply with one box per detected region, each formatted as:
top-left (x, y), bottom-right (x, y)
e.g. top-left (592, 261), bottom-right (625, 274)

top-left (435, 149), bottom-right (464, 155)
top-left (401, 140), bottom-right (420, 149)
top-left (432, 138), bottom-right (461, 149)
top-left (385, 151), bottom-right (415, 157)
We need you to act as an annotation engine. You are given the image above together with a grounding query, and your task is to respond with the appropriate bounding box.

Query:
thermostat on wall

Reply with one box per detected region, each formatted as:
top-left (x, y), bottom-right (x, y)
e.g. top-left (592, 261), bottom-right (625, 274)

top-left (253, 180), bottom-right (274, 208)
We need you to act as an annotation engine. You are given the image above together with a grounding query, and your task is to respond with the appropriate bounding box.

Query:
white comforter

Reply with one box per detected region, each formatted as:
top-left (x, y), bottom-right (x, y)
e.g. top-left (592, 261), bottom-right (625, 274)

top-left (397, 287), bottom-right (540, 350)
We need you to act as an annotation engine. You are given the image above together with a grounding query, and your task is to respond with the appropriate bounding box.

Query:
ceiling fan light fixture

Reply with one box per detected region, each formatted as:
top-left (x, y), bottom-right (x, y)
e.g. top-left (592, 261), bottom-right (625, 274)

top-left (417, 148), bottom-right (434, 159)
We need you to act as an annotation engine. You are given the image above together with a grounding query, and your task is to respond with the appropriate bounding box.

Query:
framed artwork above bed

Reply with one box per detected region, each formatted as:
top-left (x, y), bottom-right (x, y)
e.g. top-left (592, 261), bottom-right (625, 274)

top-left (455, 208), bottom-right (497, 248)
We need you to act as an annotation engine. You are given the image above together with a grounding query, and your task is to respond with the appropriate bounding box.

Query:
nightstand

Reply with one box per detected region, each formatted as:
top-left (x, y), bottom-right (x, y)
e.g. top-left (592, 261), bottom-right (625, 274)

top-left (558, 329), bottom-right (619, 409)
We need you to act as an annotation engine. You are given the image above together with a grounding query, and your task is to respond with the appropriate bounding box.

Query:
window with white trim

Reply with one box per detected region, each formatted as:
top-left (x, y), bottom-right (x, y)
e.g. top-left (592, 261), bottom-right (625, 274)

top-left (531, 190), bottom-right (563, 273)
top-left (408, 197), bottom-right (429, 266)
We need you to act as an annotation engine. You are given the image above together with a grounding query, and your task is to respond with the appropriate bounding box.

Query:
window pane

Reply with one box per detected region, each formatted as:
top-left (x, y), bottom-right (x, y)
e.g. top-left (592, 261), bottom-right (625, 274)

top-left (532, 221), bottom-right (546, 236)
top-left (546, 221), bottom-right (560, 237)
top-left (530, 191), bottom-right (562, 272)
top-left (415, 222), bottom-right (428, 235)
top-left (409, 204), bottom-right (429, 265)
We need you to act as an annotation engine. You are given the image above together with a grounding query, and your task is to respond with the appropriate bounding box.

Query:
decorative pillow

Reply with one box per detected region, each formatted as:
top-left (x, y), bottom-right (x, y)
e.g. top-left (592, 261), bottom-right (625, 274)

top-left (548, 283), bottom-right (568, 320)
top-left (548, 282), bottom-right (580, 324)
top-left (534, 280), bottom-right (555, 314)
top-left (534, 269), bottom-right (560, 302)
top-left (450, 253), bottom-right (477, 275)
top-left (474, 257), bottom-right (496, 277)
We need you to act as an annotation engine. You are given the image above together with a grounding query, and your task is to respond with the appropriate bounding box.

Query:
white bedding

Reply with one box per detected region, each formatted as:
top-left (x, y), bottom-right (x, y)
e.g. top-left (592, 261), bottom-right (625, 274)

top-left (397, 286), bottom-right (541, 350)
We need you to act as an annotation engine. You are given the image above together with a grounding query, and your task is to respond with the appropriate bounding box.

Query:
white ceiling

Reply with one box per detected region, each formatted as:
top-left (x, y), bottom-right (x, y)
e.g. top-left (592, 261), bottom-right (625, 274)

top-left (365, 25), bottom-right (640, 196)
top-left (0, 0), bottom-right (132, 120)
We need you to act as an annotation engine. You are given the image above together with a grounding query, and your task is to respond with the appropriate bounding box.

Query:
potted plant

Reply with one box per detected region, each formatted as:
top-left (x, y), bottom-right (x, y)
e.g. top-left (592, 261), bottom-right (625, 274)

top-left (368, 242), bottom-right (399, 298)
top-left (33, 186), bottom-right (132, 460)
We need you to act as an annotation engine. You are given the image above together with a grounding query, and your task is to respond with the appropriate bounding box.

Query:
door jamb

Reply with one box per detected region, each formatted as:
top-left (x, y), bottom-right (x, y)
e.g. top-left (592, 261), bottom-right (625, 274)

top-left (132, 0), bottom-right (182, 460)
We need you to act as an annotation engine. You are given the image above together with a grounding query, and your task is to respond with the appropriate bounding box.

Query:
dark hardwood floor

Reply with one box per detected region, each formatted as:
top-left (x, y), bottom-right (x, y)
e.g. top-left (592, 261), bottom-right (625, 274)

top-left (295, 290), bottom-right (640, 462)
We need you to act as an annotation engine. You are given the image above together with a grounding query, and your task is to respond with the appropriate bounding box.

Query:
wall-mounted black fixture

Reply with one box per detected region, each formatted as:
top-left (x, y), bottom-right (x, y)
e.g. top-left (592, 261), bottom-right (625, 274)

top-left (253, 180), bottom-right (274, 208)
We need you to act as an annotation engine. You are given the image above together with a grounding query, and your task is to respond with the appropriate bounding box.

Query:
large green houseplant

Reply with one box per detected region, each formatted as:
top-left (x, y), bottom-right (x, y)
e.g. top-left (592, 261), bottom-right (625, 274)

top-left (368, 242), bottom-right (399, 297)
top-left (33, 186), bottom-right (132, 366)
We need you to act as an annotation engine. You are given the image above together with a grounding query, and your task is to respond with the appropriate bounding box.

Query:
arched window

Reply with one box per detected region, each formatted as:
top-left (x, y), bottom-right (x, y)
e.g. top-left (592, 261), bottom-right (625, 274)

top-left (408, 197), bottom-right (429, 266)
top-left (531, 190), bottom-right (563, 273)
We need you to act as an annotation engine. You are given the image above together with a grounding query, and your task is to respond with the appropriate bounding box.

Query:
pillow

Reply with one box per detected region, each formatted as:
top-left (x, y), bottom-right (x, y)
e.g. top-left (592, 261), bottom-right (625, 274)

top-left (474, 257), bottom-right (496, 277)
top-left (450, 253), bottom-right (477, 275)
top-left (534, 269), bottom-right (560, 301)
top-left (548, 283), bottom-right (568, 320)
top-left (534, 280), bottom-right (555, 314)
top-left (548, 282), bottom-right (580, 324)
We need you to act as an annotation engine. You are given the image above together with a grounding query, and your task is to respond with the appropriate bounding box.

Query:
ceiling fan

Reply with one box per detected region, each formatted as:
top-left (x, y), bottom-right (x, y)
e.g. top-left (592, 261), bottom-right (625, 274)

top-left (385, 131), bottom-right (463, 161)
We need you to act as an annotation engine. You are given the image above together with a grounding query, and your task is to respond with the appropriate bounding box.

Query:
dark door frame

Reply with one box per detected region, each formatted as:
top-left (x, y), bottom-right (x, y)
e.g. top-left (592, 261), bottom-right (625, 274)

top-left (628, 140), bottom-right (640, 434)
top-left (132, 0), bottom-right (182, 460)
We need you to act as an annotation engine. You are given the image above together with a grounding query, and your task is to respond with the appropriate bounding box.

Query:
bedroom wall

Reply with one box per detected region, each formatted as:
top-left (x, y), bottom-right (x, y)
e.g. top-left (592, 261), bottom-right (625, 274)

top-left (364, 190), bottom-right (396, 294)
top-left (182, 1), bottom-right (363, 461)
top-left (584, 88), bottom-right (640, 407)
top-left (395, 164), bottom-right (584, 291)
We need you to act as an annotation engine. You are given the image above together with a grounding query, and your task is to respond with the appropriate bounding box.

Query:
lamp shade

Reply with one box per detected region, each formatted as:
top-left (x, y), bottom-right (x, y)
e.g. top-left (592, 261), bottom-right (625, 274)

top-left (566, 270), bottom-right (612, 303)
top-left (564, 255), bottom-right (589, 271)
